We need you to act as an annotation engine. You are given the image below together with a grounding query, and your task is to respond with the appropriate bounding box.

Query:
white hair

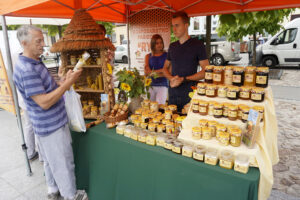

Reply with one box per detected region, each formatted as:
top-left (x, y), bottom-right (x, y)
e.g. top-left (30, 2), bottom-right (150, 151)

top-left (17, 25), bottom-right (42, 46)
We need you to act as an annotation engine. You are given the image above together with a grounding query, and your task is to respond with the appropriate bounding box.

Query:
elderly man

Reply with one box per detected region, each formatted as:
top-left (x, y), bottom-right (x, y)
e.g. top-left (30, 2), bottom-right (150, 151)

top-left (13, 25), bottom-right (86, 200)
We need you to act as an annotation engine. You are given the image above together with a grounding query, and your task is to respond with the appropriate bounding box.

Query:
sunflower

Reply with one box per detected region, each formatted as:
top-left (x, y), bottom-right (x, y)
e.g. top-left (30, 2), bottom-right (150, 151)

top-left (145, 78), bottom-right (152, 87)
top-left (121, 83), bottom-right (131, 92)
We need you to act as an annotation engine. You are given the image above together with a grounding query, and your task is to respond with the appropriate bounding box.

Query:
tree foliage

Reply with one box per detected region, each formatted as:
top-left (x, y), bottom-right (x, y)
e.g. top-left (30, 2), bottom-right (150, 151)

top-left (96, 21), bottom-right (115, 36)
top-left (37, 24), bottom-right (68, 36)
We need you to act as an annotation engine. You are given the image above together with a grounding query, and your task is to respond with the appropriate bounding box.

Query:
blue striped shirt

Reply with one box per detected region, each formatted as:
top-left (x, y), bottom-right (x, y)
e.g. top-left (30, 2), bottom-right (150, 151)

top-left (13, 54), bottom-right (67, 136)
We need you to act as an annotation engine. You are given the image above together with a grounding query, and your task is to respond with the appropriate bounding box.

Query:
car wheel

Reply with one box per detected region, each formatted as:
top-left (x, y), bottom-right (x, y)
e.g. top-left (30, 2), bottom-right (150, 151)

top-left (211, 54), bottom-right (225, 66)
top-left (122, 56), bottom-right (128, 64)
top-left (262, 56), bottom-right (277, 67)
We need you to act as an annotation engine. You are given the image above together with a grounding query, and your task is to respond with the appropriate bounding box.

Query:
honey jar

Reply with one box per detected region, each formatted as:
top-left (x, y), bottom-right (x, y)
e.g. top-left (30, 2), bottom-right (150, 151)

top-left (150, 101), bottom-right (159, 112)
top-left (162, 118), bottom-right (170, 125)
top-left (141, 122), bottom-right (148, 129)
top-left (70, 55), bottom-right (77, 65)
top-left (166, 122), bottom-right (175, 134)
top-left (213, 103), bottom-right (223, 118)
top-left (227, 86), bottom-right (240, 100)
top-left (152, 117), bottom-right (160, 124)
top-left (205, 148), bottom-right (218, 165)
top-left (142, 99), bottom-right (151, 109)
top-left (88, 99), bottom-right (95, 106)
top-left (192, 99), bottom-right (199, 113)
top-left (130, 114), bottom-right (139, 122)
top-left (124, 125), bottom-right (133, 138)
top-left (224, 66), bottom-right (233, 85)
top-left (148, 123), bottom-right (156, 132)
top-left (208, 120), bottom-right (218, 137)
top-left (199, 119), bottom-right (208, 128)
top-left (116, 125), bottom-right (126, 135)
top-left (216, 124), bottom-right (227, 140)
top-left (217, 85), bottom-right (227, 98)
top-left (230, 128), bottom-right (242, 147)
top-left (193, 145), bottom-right (206, 161)
top-left (130, 129), bottom-right (138, 141)
top-left (138, 131), bottom-right (147, 143)
top-left (156, 134), bottom-right (166, 147)
top-left (135, 108), bottom-right (142, 115)
top-left (165, 110), bottom-right (172, 120)
top-left (182, 145), bottom-right (193, 158)
top-left (168, 105), bottom-right (177, 113)
top-left (202, 127), bottom-right (213, 140)
top-left (192, 127), bottom-right (202, 140)
top-left (205, 65), bottom-right (214, 83)
top-left (175, 116), bottom-right (184, 135)
top-left (199, 100), bottom-right (208, 116)
top-left (239, 86), bottom-right (251, 100)
top-left (219, 131), bottom-right (230, 146)
top-left (157, 124), bottom-right (166, 133)
top-left (208, 101), bottom-right (216, 116)
top-left (197, 82), bottom-right (206, 96)
top-left (219, 150), bottom-right (234, 169)
top-left (222, 103), bottom-right (232, 118)
top-left (251, 87), bottom-right (265, 102)
top-left (238, 104), bottom-right (247, 120)
top-left (172, 140), bottom-right (183, 154)
top-left (232, 67), bottom-right (245, 87)
top-left (82, 100), bottom-right (87, 106)
top-left (253, 106), bottom-right (264, 122)
top-left (141, 113), bottom-right (150, 123)
top-left (244, 66), bottom-right (256, 86)
top-left (146, 132), bottom-right (156, 146)
top-left (228, 105), bottom-right (238, 121)
top-left (241, 106), bottom-right (250, 123)
top-left (227, 125), bottom-right (239, 134)
top-left (164, 137), bottom-right (175, 150)
top-left (206, 84), bottom-right (217, 97)
top-left (213, 66), bottom-right (224, 85)
top-left (234, 154), bottom-right (250, 174)
top-left (256, 67), bottom-right (269, 88)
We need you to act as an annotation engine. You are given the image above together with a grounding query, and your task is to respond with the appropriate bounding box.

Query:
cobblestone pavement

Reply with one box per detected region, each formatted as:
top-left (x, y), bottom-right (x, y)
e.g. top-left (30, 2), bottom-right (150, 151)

top-left (269, 70), bottom-right (300, 199)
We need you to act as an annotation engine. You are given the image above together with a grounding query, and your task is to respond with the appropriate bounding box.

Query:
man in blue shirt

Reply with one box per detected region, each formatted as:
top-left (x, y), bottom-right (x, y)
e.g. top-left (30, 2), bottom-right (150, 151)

top-left (13, 25), bottom-right (84, 200)
top-left (163, 11), bottom-right (209, 112)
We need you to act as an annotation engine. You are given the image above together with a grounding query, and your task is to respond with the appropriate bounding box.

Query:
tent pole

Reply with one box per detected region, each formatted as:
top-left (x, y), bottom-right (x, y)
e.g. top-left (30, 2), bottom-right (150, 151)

top-left (0, 15), bottom-right (32, 176)
top-left (126, 6), bottom-right (131, 69)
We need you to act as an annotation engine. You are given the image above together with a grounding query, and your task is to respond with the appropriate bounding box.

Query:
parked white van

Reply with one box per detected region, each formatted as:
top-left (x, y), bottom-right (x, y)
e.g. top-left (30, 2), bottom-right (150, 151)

top-left (256, 18), bottom-right (300, 67)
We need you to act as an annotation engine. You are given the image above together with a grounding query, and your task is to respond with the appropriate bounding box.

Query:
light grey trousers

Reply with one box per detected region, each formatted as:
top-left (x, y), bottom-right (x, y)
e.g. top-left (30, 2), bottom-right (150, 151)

top-left (22, 110), bottom-right (36, 159)
top-left (36, 124), bottom-right (76, 199)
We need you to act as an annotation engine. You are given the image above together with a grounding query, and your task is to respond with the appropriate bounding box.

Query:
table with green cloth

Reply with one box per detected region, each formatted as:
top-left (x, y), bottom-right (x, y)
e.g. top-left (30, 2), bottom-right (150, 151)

top-left (71, 123), bottom-right (260, 200)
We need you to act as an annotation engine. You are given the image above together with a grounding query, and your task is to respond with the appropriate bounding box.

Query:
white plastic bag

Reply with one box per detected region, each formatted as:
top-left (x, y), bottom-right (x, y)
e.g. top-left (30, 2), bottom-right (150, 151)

top-left (64, 86), bottom-right (86, 132)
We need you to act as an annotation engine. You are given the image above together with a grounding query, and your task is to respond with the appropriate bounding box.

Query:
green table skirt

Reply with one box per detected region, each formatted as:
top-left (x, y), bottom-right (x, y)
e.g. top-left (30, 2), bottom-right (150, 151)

top-left (71, 123), bottom-right (259, 200)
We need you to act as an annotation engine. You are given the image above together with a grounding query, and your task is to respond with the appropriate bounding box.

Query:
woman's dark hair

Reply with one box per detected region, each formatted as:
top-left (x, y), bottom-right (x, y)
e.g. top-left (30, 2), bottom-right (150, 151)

top-left (150, 34), bottom-right (164, 54)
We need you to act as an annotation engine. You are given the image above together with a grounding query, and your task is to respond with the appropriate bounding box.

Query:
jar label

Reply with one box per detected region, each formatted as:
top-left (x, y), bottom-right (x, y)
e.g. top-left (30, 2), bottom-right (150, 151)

top-left (240, 91), bottom-right (250, 98)
top-left (202, 132), bottom-right (211, 139)
top-left (213, 74), bottom-right (222, 82)
top-left (251, 93), bottom-right (262, 101)
top-left (227, 91), bottom-right (236, 98)
top-left (205, 157), bottom-right (217, 165)
top-left (172, 146), bottom-right (181, 154)
top-left (225, 71), bottom-right (233, 78)
top-left (156, 140), bottom-right (165, 147)
top-left (138, 136), bottom-right (146, 142)
top-left (205, 72), bottom-right (213, 80)
top-left (256, 75), bottom-right (267, 84)
top-left (165, 114), bottom-right (172, 120)
top-left (192, 105), bottom-right (199, 110)
top-left (197, 88), bottom-right (206, 94)
top-left (182, 150), bottom-right (192, 157)
top-left (146, 137), bottom-right (155, 145)
top-left (218, 90), bottom-right (227, 97)
top-left (223, 110), bottom-right (228, 116)
top-left (220, 160), bottom-right (233, 168)
top-left (193, 152), bottom-right (204, 161)
top-left (149, 127), bottom-right (156, 132)
top-left (164, 143), bottom-right (173, 149)
top-left (242, 113), bottom-right (248, 120)
top-left (231, 136), bottom-right (236, 144)
top-left (234, 164), bottom-right (248, 174)
top-left (232, 75), bottom-right (241, 83)
top-left (206, 89), bottom-right (215, 96)
top-left (131, 135), bottom-right (138, 140)
top-left (228, 111), bottom-right (237, 117)
top-left (199, 107), bottom-right (207, 113)
top-left (214, 109), bottom-right (223, 115)
top-left (245, 74), bottom-right (254, 82)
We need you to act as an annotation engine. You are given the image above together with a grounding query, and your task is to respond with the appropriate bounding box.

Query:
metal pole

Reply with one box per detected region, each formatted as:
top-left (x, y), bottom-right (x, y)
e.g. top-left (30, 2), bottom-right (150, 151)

top-left (126, 5), bottom-right (131, 69)
top-left (1, 15), bottom-right (32, 176)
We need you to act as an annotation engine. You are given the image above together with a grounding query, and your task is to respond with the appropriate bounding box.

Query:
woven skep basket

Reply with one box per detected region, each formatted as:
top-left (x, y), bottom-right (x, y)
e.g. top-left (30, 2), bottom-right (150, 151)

top-left (51, 9), bottom-right (115, 53)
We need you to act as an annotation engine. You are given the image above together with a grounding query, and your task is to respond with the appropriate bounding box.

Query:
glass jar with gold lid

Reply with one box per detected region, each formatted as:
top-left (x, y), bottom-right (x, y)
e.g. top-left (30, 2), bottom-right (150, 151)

top-left (208, 101), bottom-right (216, 116)
top-left (146, 132), bottom-right (156, 146)
top-left (238, 104), bottom-right (247, 120)
top-left (199, 100), bottom-right (208, 116)
top-left (239, 86), bottom-right (251, 100)
top-left (205, 65), bottom-right (214, 83)
top-left (199, 119), bottom-right (208, 128)
top-left (168, 105), bottom-right (177, 113)
top-left (244, 66), bottom-right (256, 86)
top-left (219, 131), bottom-right (230, 146)
top-left (197, 82), bottom-right (206, 96)
top-left (165, 110), bottom-right (173, 120)
top-left (232, 67), bottom-right (245, 87)
top-left (241, 106), bottom-right (250, 123)
top-left (213, 66), bottom-right (224, 85)
top-left (162, 118), bottom-right (170, 125)
top-left (157, 124), bottom-right (165, 133)
top-left (251, 87), bottom-right (265, 102)
top-left (175, 116), bottom-right (185, 134)
top-left (216, 124), bottom-right (227, 140)
top-left (142, 99), bottom-right (151, 109)
top-left (141, 122), bottom-right (148, 129)
top-left (253, 106), bottom-right (264, 122)
top-left (192, 127), bottom-right (202, 140)
top-left (224, 66), bottom-right (233, 85)
top-left (138, 130), bottom-right (147, 143)
top-left (150, 101), bottom-right (159, 112)
top-left (191, 99), bottom-right (199, 113)
top-left (227, 125), bottom-right (239, 134)
top-left (152, 117), bottom-right (160, 124)
top-left (256, 67), bottom-right (269, 88)
top-left (217, 85), bottom-right (227, 98)
top-left (135, 108), bottom-right (143, 115)
top-left (130, 129), bottom-right (139, 141)
top-left (228, 105), bottom-right (238, 121)
top-left (166, 122), bottom-right (175, 134)
top-left (223, 103), bottom-right (232, 118)
top-left (213, 103), bottom-right (223, 118)
top-left (148, 123), bottom-right (156, 132)
top-left (219, 150), bottom-right (234, 169)
top-left (206, 84), bottom-right (217, 97)
top-left (227, 86), bottom-right (240, 100)
top-left (230, 128), bottom-right (242, 147)
top-left (208, 120), bottom-right (218, 137)
top-left (182, 145), bottom-right (193, 157)
top-left (202, 127), bottom-right (213, 140)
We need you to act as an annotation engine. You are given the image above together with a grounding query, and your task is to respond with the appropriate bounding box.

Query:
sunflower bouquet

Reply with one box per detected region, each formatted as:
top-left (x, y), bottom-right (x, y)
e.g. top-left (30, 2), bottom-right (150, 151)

top-left (116, 67), bottom-right (155, 99)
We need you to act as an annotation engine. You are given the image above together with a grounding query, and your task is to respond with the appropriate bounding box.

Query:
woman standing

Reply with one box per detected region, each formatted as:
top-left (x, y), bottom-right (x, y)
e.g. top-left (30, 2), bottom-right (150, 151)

top-left (144, 34), bottom-right (168, 104)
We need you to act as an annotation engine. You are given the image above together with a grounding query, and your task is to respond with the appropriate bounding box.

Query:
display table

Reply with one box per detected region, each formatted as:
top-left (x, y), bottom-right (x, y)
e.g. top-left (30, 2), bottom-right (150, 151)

top-left (71, 123), bottom-right (260, 200)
